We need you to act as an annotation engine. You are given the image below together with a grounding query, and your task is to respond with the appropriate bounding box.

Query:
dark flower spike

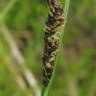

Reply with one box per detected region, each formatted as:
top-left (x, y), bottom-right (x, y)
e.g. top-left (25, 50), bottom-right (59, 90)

top-left (43, 0), bottom-right (64, 86)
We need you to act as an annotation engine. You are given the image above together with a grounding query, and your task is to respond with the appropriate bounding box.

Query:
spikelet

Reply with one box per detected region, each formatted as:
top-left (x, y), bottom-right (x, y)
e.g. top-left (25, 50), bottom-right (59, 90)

top-left (42, 0), bottom-right (64, 86)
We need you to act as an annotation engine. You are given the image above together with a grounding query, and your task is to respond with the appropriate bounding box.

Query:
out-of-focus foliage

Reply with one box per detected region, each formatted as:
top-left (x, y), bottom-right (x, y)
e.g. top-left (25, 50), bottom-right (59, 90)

top-left (0, 0), bottom-right (96, 96)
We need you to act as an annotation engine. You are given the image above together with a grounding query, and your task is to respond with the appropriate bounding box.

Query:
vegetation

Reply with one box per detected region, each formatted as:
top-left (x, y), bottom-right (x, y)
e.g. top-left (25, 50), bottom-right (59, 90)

top-left (0, 0), bottom-right (96, 96)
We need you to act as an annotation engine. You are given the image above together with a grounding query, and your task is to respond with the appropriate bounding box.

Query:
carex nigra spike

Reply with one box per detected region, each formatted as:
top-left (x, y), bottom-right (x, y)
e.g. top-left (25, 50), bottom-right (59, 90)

top-left (42, 0), bottom-right (64, 86)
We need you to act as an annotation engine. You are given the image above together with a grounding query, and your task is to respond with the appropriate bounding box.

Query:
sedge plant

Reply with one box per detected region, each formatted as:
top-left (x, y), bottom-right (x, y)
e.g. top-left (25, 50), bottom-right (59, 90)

top-left (42, 0), bottom-right (70, 96)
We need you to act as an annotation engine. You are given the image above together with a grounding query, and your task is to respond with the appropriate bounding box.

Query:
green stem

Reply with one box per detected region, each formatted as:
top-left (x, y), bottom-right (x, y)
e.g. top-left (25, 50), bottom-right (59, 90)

top-left (42, 0), bottom-right (70, 96)
top-left (64, 0), bottom-right (70, 19)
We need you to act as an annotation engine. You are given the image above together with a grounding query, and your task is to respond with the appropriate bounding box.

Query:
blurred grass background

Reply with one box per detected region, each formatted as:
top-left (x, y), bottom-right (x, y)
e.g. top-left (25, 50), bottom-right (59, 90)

top-left (0, 0), bottom-right (96, 96)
